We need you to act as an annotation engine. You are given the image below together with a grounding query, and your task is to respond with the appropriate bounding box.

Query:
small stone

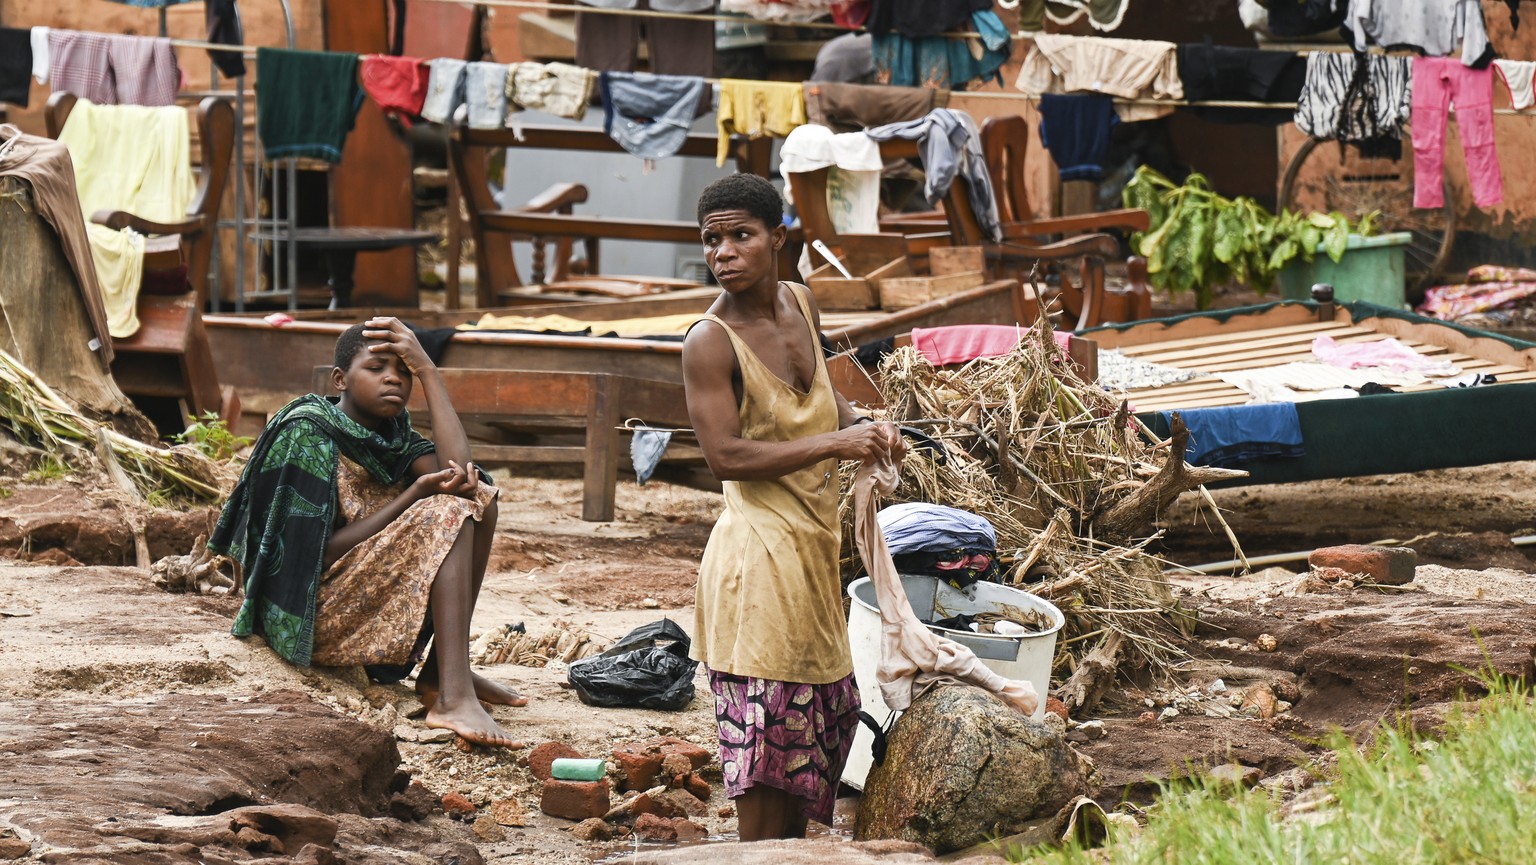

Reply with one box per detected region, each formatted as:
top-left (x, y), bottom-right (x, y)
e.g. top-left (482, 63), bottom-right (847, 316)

top-left (683, 773), bottom-right (712, 801)
top-left (1208, 679), bottom-right (1227, 694)
top-left (634, 812), bottom-right (677, 842)
top-left (570, 818), bottom-right (615, 842)
top-left (552, 592), bottom-right (571, 605)
top-left (1158, 707), bottom-right (1179, 722)
top-left (1208, 763), bottom-right (1263, 788)
top-left (1277, 700), bottom-right (1293, 714)
top-left (489, 798), bottom-right (528, 827)
top-left (441, 792), bottom-right (476, 820)
top-left (470, 815), bottom-right (506, 842)
top-left (1408, 666), bottom-right (1421, 675)
top-left (452, 739), bottom-right (473, 754)
top-left (1307, 544), bottom-right (1417, 586)
top-left (673, 818), bottom-right (708, 842)
top-left (1076, 720), bottom-right (1107, 740)
top-left (658, 788), bottom-right (709, 817)
top-left (1241, 683), bottom-right (1279, 720)
top-left (1255, 634), bottom-right (1278, 653)
top-left (717, 805), bottom-right (735, 818)
top-left (417, 727), bottom-right (457, 744)
top-left (1137, 710), bottom-right (1157, 724)
top-left (641, 597), bottom-right (660, 609)
top-left (0, 835), bottom-right (30, 860)
top-left (660, 752), bottom-right (692, 781)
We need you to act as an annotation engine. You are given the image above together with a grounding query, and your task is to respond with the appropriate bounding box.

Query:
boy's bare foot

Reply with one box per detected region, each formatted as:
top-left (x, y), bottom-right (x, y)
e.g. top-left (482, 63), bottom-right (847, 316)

top-left (424, 700), bottom-right (524, 749)
top-left (416, 671), bottom-right (528, 710)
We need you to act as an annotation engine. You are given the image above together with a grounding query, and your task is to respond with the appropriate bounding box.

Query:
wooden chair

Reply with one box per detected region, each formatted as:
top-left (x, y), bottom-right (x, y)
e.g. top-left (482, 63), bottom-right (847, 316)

top-left (46, 93), bottom-right (238, 434)
top-left (980, 115), bottom-right (1150, 241)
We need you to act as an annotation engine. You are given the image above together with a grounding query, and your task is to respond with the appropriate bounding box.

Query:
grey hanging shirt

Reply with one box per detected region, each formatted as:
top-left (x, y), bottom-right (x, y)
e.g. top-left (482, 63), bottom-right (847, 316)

top-left (1346, 0), bottom-right (1492, 66)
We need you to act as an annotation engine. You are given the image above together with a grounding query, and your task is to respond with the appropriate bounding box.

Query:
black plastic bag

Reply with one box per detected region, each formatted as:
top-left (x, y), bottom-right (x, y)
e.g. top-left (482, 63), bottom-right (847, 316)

top-left (566, 618), bottom-right (698, 711)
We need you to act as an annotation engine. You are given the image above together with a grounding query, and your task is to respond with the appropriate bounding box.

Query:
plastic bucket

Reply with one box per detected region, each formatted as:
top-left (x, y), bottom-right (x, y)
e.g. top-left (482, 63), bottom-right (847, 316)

top-left (841, 575), bottom-right (1065, 790)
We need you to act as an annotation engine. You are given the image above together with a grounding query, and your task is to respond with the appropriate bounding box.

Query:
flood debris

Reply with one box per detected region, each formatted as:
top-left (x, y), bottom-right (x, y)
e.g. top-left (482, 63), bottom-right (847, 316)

top-left (150, 533), bottom-right (240, 594)
top-left (470, 619), bottom-right (606, 667)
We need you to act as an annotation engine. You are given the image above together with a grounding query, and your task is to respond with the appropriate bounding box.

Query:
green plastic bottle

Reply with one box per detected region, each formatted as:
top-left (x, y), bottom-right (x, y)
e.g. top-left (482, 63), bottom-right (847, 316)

top-left (550, 758), bottom-right (607, 781)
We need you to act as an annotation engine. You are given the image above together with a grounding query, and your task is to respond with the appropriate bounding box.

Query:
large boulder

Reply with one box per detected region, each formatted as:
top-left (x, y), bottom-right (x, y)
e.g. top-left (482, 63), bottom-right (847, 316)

top-left (855, 686), bottom-right (1091, 854)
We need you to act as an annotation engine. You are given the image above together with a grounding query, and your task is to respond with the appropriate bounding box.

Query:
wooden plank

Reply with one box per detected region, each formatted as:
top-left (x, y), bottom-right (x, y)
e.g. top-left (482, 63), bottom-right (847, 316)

top-left (1112, 320), bottom-right (1358, 356)
top-left (1128, 327), bottom-right (1378, 365)
top-left (1082, 304), bottom-right (1323, 350)
top-left (481, 212), bottom-right (704, 243)
top-left (583, 374), bottom-right (619, 522)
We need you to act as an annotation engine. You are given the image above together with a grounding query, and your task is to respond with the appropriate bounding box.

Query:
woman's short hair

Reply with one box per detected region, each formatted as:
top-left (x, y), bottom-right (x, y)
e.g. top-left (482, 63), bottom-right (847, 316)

top-left (334, 323), bottom-right (369, 370)
top-left (696, 173), bottom-right (784, 230)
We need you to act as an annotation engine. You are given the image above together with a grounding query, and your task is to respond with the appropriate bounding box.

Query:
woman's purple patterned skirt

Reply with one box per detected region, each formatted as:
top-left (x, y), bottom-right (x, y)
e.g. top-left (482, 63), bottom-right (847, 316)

top-left (707, 669), bottom-right (861, 825)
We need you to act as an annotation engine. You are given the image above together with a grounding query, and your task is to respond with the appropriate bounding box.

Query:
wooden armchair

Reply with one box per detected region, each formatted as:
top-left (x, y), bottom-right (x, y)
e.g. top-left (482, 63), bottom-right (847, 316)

top-left (980, 115), bottom-right (1150, 241)
top-left (46, 93), bottom-right (238, 434)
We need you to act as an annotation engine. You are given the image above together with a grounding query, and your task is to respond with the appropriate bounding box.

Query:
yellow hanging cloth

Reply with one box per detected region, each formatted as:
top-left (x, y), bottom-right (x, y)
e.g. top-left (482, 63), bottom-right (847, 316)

top-left (716, 79), bottom-right (807, 166)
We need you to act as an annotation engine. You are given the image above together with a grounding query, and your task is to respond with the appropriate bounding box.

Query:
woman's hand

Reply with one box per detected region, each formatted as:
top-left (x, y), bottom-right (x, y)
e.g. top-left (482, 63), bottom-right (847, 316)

top-left (410, 460), bottom-right (481, 500)
top-left (829, 422), bottom-right (902, 465)
top-left (363, 316), bottom-right (435, 376)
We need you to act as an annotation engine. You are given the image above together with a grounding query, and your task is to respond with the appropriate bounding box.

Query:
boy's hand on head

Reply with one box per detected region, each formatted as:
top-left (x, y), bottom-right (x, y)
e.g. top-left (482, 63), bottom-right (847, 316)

top-left (362, 316), bottom-right (434, 375)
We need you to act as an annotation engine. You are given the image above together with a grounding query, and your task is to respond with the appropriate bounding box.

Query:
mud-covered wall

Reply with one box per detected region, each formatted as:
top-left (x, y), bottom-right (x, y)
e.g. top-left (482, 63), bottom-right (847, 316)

top-left (1283, 0), bottom-right (1536, 278)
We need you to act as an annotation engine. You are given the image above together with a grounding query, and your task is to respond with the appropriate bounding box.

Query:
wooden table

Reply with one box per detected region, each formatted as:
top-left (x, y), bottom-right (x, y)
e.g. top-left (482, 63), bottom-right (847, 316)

top-left (248, 227), bottom-right (438, 309)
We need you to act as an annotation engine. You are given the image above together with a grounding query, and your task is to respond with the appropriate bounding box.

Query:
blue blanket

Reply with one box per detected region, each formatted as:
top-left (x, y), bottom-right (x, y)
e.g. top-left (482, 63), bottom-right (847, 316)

top-left (1164, 403), bottom-right (1305, 468)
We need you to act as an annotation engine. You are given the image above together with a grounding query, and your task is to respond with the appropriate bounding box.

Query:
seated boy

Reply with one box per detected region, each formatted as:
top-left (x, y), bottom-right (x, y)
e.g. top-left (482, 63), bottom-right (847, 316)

top-left (210, 317), bottom-right (524, 747)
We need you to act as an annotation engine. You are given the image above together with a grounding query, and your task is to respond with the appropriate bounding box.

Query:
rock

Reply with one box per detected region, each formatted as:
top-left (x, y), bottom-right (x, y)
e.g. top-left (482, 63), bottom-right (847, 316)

top-left (683, 773), bottom-right (712, 801)
top-left (1241, 683), bottom-right (1279, 720)
top-left (660, 752), bottom-right (693, 781)
top-left (1136, 710), bottom-right (1157, 724)
top-left (658, 788), bottom-right (709, 817)
top-left (571, 818), bottom-right (616, 842)
top-left (634, 814), bottom-right (708, 843)
top-left (488, 797), bottom-right (528, 827)
top-left (627, 788), bottom-right (684, 819)
top-left (716, 805), bottom-right (735, 819)
top-left (1308, 544), bottom-right (1417, 586)
top-left (541, 778), bottom-right (612, 821)
top-left (1207, 763), bottom-right (1263, 788)
top-left (1255, 633), bottom-right (1278, 652)
top-left (0, 835), bottom-right (30, 860)
top-left (389, 782), bottom-right (437, 822)
top-left (417, 727), bottom-right (458, 744)
top-left (529, 741), bottom-right (585, 782)
top-left (293, 842), bottom-right (341, 865)
top-left (1158, 707), bottom-right (1179, 722)
top-left (470, 815), bottom-right (506, 842)
top-left (441, 792), bottom-right (476, 819)
top-left (1044, 697), bottom-right (1070, 722)
top-left (641, 597), bottom-right (660, 609)
top-left (1065, 719), bottom-right (1107, 744)
top-left (613, 737), bottom-right (711, 791)
top-left (616, 838), bottom-right (936, 864)
top-left (855, 686), bottom-right (1090, 854)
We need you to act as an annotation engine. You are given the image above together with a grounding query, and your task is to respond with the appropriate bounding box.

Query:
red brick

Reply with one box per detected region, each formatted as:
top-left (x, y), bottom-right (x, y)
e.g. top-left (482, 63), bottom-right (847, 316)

top-left (634, 813), bottom-right (677, 842)
top-left (440, 792), bottom-right (476, 819)
top-left (611, 746), bottom-right (664, 791)
top-left (682, 773), bottom-right (711, 802)
top-left (528, 742), bottom-right (584, 782)
top-left (628, 790), bottom-right (684, 819)
top-left (650, 736), bottom-right (712, 771)
top-left (540, 779), bottom-right (611, 821)
top-left (660, 753), bottom-right (692, 781)
top-left (1044, 697), bottom-right (1069, 722)
top-left (1308, 545), bottom-right (1416, 586)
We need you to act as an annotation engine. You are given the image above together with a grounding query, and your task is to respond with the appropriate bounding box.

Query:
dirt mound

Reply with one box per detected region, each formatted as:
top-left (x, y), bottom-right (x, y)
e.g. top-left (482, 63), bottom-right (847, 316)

top-left (0, 692), bottom-right (482, 864)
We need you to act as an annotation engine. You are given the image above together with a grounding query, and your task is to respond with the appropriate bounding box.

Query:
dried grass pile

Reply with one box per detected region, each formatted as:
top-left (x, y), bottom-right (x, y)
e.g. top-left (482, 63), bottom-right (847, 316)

top-left (471, 620), bottom-right (610, 668)
top-left (840, 317), bottom-right (1242, 713)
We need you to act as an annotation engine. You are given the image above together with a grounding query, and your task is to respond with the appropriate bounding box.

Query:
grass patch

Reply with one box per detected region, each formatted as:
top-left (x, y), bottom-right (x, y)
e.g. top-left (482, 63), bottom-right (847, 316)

top-left (23, 453), bottom-right (69, 483)
top-left (1013, 676), bottom-right (1536, 864)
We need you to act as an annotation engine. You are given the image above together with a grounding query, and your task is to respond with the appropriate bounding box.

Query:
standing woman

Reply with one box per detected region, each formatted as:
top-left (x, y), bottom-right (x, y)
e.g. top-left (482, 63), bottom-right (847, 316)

top-left (682, 173), bottom-right (904, 840)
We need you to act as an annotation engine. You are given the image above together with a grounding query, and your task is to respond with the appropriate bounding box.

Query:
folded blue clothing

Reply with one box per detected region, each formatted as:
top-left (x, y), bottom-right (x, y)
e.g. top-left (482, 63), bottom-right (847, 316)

top-left (1166, 403), bottom-right (1305, 468)
top-left (876, 501), bottom-right (997, 556)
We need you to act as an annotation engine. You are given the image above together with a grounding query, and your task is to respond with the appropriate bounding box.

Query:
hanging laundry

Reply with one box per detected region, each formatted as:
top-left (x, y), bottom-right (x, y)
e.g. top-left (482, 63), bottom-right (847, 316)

top-left (804, 81), bottom-right (947, 133)
top-left (600, 72), bottom-right (709, 160)
top-left (575, 0), bottom-right (714, 77)
top-left (811, 33), bottom-right (875, 84)
top-left (1163, 403), bottom-right (1304, 468)
top-left (360, 55), bottom-right (431, 124)
top-left (1345, 0), bottom-right (1492, 68)
top-left (255, 48), bottom-right (362, 163)
top-left (722, 0), bottom-right (837, 23)
top-left (872, 10), bottom-right (1009, 90)
top-left (1495, 59), bottom-right (1536, 111)
top-left (1016, 34), bottom-right (1183, 122)
top-left (832, 0), bottom-right (871, 28)
top-left (1266, 0), bottom-right (1346, 38)
top-left (867, 108), bottom-right (1000, 241)
top-left (1176, 42), bottom-right (1308, 125)
top-left (0, 28), bottom-right (31, 107)
top-left (1015, 0), bottom-right (1131, 33)
top-left (464, 62), bottom-right (510, 130)
top-left (629, 428), bottom-right (672, 485)
top-left (49, 31), bottom-right (181, 107)
top-left (1037, 93), bottom-right (1118, 181)
top-left (868, 0), bottom-right (991, 39)
top-left (716, 79), bottom-right (805, 165)
top-left (30, 27), bottom-right (49, 85)
top-left (779, 123), bottom-right (882, 235)
top-left (1411, 57), bottom-right (1502, 210)
top-left (205, 0), bottom-right (246, 79)
top-left (419, 58), bottom-right (467, 124)
top-left (1295, 52), bottom-right (1411, 157)
top-left (57, 100), bottom-right (195, 338)
top-left (507, 62), bottom-right (597, 121)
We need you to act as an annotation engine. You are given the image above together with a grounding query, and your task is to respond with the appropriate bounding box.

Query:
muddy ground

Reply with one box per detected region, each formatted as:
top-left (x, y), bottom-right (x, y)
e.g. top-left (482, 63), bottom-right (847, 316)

top-left (2, 460), bottom-right (1535, 863)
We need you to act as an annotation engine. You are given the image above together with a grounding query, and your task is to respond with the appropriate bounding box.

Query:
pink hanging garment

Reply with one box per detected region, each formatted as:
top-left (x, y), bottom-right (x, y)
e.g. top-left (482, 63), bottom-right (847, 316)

top-left (1411, 56), bottom-right (1502, 209)
top-left (852, 458), bottom-right (1038, 715)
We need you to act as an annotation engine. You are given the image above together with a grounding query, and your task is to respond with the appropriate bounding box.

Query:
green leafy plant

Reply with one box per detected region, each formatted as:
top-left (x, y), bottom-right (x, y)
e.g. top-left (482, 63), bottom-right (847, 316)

top-left (1124, 166), bottom-right (1379, 309)
top-left (23, 453), bottom-right (69, 483)
top-left (174, 412), bottom-right (252, 462)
